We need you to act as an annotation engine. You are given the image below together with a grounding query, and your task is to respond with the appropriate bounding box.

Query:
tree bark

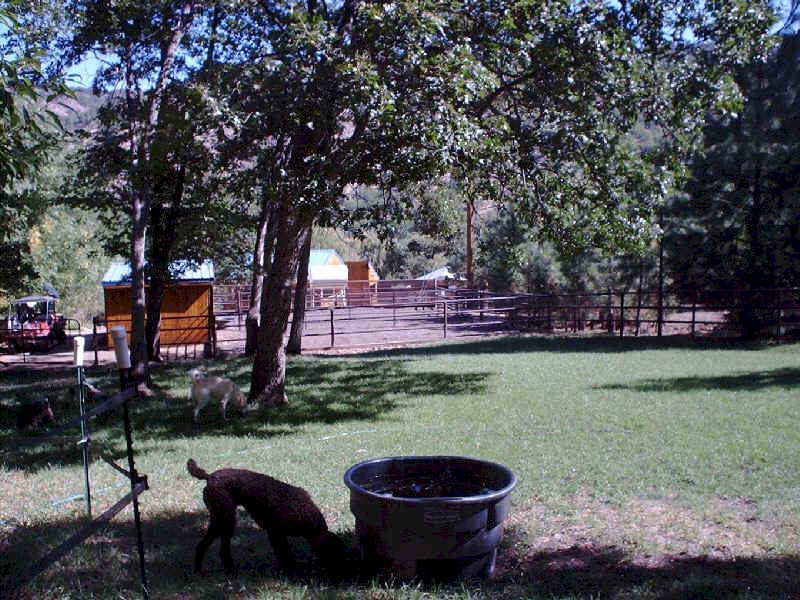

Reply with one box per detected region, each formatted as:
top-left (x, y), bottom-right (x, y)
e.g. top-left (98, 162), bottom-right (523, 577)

top-left (146, 166), bottom-right (185, 361)
top-left (466, 200), bottom-right (474, 288)
top-left (249, 206), bottom-right (311, 406)
top-left (127, 2), bottom-right (197, 390)
top-left (286, 227), bottom-right (312, 355)
top-left (130, 189), bottom-right (150, 386)
top-left (144, 273), bottom-right (165, 361)
top-left (125, 44), bottom-right (150, 389)
top-left (742, 160), bottom-right (765, 339)
top-left (245, 197), bottom-right (278, 355)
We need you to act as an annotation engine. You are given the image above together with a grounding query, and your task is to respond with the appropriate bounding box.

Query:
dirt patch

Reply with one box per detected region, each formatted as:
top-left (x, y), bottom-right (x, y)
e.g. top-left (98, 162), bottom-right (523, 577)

top-left (0, 342), bottom-right (118, 373)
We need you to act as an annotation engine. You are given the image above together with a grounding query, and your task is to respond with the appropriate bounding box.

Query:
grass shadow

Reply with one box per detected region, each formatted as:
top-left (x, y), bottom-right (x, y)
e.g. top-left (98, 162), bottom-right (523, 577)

top-left (597, 366), bottom-right (800, 394)
top-left (1, 356), bottom-right (491, 470)
top-left (137, 357), bottom-right (490, 441)
top-left (4, 513), bottom-right (799, 600)
top-left (0, 509), bottom-right (361, 600)
top-left (495, 525), bottom-right (800, 599)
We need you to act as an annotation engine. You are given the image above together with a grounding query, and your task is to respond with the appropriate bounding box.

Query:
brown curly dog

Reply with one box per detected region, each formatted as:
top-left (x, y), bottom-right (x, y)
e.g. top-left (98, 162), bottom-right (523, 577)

top-left (187, 459), bottom-right (345, 574)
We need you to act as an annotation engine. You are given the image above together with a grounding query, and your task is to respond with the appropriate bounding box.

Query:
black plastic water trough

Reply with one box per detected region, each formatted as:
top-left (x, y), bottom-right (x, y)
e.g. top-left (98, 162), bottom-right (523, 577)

top-left (344, 456), bottom-right (517, 580)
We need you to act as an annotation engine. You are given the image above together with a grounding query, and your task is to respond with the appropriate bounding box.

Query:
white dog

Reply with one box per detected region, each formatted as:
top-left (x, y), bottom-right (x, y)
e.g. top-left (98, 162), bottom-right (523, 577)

top-left (188, 368), bottom-right (248, 423)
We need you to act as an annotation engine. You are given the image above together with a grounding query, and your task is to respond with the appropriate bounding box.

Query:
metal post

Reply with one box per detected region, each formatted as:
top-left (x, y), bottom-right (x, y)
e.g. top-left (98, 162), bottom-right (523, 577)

top-left (526, 295), bottom-right (531, 328)
top-left (443, 299), bottom-right (448, 338)
top-left (93, 317), bottom-right (99, 367)
top-left (111, 327), bottom-right (148, 600)
top-left (658, 207), bottom-right (665, 337)
top-left (74, 337), bottom-right (91, 517)
top-left (235, 285), bottom-right (242, 328)
top-left (330, 308), bottom-right (335, 347)
top-left (619, 292), bottom-right (625, 338)
top-left (120, 369), bottom-right (149, 600)
top-left (209, 286), bottom-right (217, 358)
top-left (635, 287), bottom-right (643, 337)
top-left (691, 290), bottom-right (697, 339)
top-left (77, 367), bottom-right (91, 517)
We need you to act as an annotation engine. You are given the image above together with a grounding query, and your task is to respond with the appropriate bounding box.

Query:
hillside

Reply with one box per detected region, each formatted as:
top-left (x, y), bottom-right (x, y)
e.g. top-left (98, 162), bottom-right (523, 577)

top-left (45, 88), bottom-right (105, 131)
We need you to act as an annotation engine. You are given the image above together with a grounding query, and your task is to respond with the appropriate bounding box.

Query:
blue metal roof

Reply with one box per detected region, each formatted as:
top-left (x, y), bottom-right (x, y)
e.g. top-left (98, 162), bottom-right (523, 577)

top-left (309, 249), bottom-right (345, 267)
top-left (102, 260), bottom-right (215, 287)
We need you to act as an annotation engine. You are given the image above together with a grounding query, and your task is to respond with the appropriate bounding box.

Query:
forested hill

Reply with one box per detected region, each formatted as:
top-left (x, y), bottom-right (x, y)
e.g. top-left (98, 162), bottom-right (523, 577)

top-left (46, 88), bottom-right (105, 132)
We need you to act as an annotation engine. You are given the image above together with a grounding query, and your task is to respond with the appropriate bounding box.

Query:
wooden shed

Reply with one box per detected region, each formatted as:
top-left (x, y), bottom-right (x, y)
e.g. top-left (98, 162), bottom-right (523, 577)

top-left (346, 260), bottom-right (380, 306)
top-left (102, 261), bottom-right (215, 347)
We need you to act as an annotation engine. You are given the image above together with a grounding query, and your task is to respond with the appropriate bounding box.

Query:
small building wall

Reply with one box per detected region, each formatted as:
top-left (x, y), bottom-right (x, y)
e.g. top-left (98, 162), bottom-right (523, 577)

top-left (346, 260), bottom-right (380, 306)
top-left (104, 283), bottom-right (212, 346)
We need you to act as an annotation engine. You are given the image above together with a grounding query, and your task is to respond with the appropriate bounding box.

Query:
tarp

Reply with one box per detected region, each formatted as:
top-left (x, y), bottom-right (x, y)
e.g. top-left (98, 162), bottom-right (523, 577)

top-left (418, 266), bottom-right (457, 281)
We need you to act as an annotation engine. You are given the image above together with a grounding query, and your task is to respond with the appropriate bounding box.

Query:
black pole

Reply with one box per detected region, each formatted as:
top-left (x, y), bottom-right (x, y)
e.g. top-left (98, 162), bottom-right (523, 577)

top-left (658, 213), bottom-right (664, 337)
top-left (119, 368), bottom-right (149, 600)
top-left (443, 300), bottom-right (448, 338)
top-left (77, 366), bottom-right (91, 517)
top-left (93, 317), bottom-right (99, 367)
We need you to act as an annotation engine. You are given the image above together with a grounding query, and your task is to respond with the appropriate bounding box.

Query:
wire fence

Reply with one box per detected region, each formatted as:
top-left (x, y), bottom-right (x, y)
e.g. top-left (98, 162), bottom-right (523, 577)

top-left (208, 285), bottom-right (800, 354)
top-left (7, 284), bottom-right (799, 364)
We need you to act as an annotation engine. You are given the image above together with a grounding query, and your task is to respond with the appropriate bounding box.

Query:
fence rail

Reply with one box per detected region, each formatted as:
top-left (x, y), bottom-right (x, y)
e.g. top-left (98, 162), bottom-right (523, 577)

top-left (54, 286), bottom-right (800, 363)
top-left (1, 382), bottom-right (149, 598)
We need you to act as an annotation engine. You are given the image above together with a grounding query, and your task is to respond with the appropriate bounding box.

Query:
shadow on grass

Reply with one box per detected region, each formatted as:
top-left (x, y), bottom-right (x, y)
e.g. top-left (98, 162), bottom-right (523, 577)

top-left (597, 366), bottom-right (800, 394)
top-left (355, 335), bottom-right (778, 359)
top-left (138, 357), bottom-right (490, 441)
top-left (3, 513), bottom-right (799, 600)
top-left (495, 527), bottom-right (800, 599)
top-left (0, 509), bottom-right (361, 600)
top-left (1, 356), bottom-right (490, 471)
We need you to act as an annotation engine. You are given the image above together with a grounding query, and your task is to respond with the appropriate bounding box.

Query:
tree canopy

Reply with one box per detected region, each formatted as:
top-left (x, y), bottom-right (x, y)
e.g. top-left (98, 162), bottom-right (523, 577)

top-left (1, 4), bottom-right (70, 296)
top-left (670, 33), bottom-right (800, 294)
top-left (4, 0), bottom-right (783, 399)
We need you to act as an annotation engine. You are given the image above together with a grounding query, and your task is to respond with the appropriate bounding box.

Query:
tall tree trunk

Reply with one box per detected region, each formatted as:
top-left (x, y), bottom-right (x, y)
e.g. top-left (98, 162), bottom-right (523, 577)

top-left (286, 227), bottom-right (312, 354)
top-left (125, 44), bottom-right (150, 388)
top-left (127, 3), bottom-right (196, 389)
top-left (145, 274), bottom-right (166, 361)
top-left (742, 161), bottom-right (764, 339)
top-left (146, 167), bottom-right (184, 361)
top-left (466, 200), bottom-right (474, 288)
top-left (249, 207), bottom-right (311, 406)
top-left (130, 189), bottom-right (150, 386)
top-left (245, 197), bottom-right (278, 355)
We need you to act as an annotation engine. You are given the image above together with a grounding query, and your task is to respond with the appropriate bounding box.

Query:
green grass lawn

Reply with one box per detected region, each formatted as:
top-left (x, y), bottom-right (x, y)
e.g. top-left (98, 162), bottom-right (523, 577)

top-left (2, 336), bottom-right (799, 599)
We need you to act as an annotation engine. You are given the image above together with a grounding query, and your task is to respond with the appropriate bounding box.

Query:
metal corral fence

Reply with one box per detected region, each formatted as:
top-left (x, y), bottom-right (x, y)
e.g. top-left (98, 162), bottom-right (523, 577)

top-left (211, 285), bottom-right (800, 354)
top-left (511, 287), bottom-right (800, 339)
top-left (90, 315), bottom-right (214, 364)
top-left (83, 285), bottom-right (800, 361)
top-left (212, 278), bottom-right (460, 318)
